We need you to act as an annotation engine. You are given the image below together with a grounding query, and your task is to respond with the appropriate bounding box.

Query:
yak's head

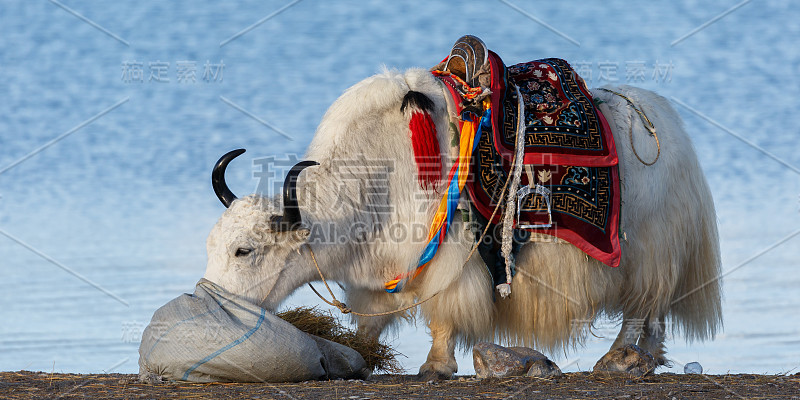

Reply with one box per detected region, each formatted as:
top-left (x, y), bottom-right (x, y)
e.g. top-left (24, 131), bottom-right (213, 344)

top-left (203, 149), bottom-right (318, 309)
top-left (201, 68), bottom-right (449, 309)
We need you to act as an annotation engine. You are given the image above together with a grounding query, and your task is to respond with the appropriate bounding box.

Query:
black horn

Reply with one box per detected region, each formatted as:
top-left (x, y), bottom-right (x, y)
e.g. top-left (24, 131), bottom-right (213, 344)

top-left (212, 149), bottom-right (246, 208)
top-left (271, 160), bottom-right (319, 231)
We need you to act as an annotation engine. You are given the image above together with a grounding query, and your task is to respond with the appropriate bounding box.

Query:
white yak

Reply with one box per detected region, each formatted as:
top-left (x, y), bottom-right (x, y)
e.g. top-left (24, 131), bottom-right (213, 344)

top-left (203, 66), bottom-right (721, 378)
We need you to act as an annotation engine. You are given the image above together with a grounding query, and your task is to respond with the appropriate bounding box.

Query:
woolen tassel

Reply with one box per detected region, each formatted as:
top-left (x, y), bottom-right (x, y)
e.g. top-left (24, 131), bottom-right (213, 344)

top-left (409, 111), bottom-right (441, 189)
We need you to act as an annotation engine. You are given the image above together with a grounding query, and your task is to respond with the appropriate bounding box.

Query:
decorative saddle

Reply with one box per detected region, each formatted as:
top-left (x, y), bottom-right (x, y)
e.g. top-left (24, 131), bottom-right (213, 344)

top-left (435, 36), bottom-right (621, 268)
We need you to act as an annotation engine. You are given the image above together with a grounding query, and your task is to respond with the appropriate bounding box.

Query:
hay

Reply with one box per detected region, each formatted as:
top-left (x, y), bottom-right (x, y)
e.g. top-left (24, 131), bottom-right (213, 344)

top-left (276, 307), bottom-right (403, 374)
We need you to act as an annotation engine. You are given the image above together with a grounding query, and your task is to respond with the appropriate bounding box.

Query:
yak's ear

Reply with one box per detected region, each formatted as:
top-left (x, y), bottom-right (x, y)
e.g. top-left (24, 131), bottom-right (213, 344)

top-left (401, 91), bottom-right (441, 190)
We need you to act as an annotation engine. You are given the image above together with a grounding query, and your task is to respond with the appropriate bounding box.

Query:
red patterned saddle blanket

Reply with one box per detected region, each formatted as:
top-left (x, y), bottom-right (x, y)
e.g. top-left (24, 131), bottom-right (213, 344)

top-left (462, 53), bottom-right (621, 267)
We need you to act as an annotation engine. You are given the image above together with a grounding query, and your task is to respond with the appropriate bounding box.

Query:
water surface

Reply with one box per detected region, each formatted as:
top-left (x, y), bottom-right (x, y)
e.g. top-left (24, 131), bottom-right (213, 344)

top-left (1, 0), bottom-right (798, 376)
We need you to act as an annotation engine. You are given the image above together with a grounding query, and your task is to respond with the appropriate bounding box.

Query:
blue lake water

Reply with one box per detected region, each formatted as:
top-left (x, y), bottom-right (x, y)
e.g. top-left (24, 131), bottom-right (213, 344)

top-left (1, 0), bottom-right (798, 376)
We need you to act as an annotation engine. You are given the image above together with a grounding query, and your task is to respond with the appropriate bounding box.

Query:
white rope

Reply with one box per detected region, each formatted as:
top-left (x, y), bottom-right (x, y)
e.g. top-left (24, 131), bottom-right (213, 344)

top-left (498, 84), bottom-right (526, 298)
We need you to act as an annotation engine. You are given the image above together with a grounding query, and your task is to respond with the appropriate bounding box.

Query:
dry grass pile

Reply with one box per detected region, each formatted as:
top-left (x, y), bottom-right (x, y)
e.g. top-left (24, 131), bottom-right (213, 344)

top-left (276, 307), bottom-right (403, 373)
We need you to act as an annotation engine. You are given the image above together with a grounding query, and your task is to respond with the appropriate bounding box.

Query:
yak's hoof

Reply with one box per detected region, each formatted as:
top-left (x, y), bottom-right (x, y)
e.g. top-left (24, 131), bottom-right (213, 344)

top-left (593, 344), bottom-right (657, 377)
top-left (417, 363), bottom-right (455, 381)
top-left (416, 369), bottom-right (453, 381)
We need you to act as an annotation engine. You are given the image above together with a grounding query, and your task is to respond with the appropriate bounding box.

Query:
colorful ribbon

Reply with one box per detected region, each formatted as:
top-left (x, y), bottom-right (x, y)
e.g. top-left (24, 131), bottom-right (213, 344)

top-left (385, 99), bottom-right (491, 293)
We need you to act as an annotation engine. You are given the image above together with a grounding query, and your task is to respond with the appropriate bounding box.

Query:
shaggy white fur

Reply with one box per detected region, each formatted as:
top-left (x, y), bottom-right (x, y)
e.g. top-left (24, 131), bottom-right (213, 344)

top-left (203, 69), bottom-right (722, 378)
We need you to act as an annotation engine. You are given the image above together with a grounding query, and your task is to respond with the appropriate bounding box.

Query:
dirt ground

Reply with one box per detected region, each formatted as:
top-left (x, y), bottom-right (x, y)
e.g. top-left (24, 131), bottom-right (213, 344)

top-left (2, 371), bottom-right (799, 399)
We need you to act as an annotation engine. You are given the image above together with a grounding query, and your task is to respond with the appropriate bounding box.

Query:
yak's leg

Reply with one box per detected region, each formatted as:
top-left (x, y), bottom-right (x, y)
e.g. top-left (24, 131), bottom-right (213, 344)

top-left (607, 315), bottom-right (668, 365)
top-left (609, 317), bottom-right (645, 350)
top-left (417, 319), bottom-right (458, 380)
top-left (638, 315), bottom-right (669, 367)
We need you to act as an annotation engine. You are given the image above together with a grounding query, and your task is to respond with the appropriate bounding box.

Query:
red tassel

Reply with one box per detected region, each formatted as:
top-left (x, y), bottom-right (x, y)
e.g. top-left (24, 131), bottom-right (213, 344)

top-left (409, 111), bottom-right (441, 189)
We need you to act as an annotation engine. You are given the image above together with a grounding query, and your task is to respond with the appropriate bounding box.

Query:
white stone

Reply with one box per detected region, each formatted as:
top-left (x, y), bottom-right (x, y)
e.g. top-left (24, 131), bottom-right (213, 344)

top-left (683, 361), bottom-right (703, 374)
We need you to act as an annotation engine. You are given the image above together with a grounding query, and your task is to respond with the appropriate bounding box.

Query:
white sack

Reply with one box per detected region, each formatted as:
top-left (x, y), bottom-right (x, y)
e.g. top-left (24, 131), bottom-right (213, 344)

top-left (138, 279), bottom-right (368, 383)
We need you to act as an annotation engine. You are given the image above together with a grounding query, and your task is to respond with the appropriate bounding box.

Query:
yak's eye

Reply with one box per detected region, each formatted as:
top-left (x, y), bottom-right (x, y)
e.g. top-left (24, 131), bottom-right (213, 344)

top-left (234, 248), bottom-right (253, 257)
